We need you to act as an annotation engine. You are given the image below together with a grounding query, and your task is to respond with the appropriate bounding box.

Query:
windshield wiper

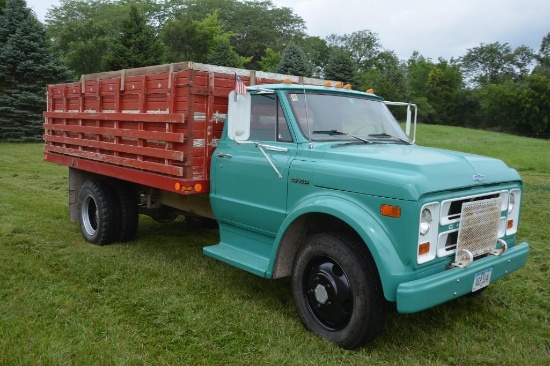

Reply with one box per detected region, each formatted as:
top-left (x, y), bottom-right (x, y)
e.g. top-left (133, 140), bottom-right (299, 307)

top-left (351, 135), bottom-right (373, 144)
top-left (312, 130), bottom-right (348, 135)
top-left (367, 133), bottom-right (412, 145)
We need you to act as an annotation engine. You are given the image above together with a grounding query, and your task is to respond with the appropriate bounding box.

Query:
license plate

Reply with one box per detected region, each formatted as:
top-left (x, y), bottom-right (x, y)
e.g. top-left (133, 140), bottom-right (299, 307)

top-left (472, 268), bottom-right (493, 292)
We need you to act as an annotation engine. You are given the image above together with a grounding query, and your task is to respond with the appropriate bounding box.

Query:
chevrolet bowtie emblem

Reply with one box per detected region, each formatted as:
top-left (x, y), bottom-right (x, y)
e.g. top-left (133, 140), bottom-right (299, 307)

top-left (473, 174), bottom-right (485, 182)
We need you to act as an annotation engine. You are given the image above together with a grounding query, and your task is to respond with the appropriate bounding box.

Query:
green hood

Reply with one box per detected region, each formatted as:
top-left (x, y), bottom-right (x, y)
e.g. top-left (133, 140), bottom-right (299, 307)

top-left (309, 143), bottom-right (521, 200)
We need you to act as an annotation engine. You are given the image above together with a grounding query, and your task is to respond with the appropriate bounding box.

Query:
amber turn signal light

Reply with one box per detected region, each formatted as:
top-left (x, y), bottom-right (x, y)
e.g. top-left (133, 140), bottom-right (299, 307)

top-left (380, 204), bottom-right (401, 218)
top-left (418, 242), bottom-right (430, 255)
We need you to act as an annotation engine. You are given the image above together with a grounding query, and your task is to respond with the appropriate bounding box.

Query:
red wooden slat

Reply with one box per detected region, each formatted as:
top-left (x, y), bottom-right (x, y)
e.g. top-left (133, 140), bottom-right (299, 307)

top-left (45, 134), bottom-right (184, 161)
top-left (43, 111), bottom-right (185, 123)
top-left (43, 123), bottom-right (185, 143)
top-left (45, 144), bottom-right (184, 176)
top-left (45, 152), bottom-right (210, 194)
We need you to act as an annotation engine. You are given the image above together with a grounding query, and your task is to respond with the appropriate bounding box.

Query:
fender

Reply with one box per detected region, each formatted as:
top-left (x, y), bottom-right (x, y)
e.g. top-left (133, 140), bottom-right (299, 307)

top-left (267, 193), bottom-right (410, 301)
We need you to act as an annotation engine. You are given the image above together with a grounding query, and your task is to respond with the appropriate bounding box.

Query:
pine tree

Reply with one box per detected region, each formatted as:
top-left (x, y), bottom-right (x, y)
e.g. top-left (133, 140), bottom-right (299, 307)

top-left (324, 48), bottom-right (357, 86)
top-left (276, 43), bottom-right (311, 77)
top-left (206, 39), bottom-right (245, 68)
top-left (104, 5), bottom-right (164, 70)
top-left (0, 0), bottom-right (71, 142)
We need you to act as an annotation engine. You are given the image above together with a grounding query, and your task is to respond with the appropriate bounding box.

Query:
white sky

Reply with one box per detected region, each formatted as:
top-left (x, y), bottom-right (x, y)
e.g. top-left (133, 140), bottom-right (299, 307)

top-left (26, 0), bottom-right (550, 61)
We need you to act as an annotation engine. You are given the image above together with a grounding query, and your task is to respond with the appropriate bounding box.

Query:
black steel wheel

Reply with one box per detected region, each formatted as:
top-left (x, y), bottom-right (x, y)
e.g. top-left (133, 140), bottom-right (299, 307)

top-left (291, 233), bottom-right (386, 349)
top-left (78, 180), bottom-right (119, 245)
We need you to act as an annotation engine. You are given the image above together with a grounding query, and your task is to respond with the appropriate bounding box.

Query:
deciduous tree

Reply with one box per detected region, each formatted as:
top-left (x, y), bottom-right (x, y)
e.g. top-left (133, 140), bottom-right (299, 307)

top-left (359, 51), bottom-right (407, 103)
top-left (182, 0), bottom-right (306, 67)
top-left (534, 32), bottom-right (550, 77)
top-left (258, 48), bottom-right (280, 72)
top-left (459, 42), bottom-right (534, 86)
top-left (327, 30), bottom-right (381, 71)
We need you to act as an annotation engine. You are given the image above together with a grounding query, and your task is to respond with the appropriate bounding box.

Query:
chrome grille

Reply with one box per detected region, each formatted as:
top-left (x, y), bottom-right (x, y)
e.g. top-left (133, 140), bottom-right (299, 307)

top-left (454, 197), bottom-right (502, 266)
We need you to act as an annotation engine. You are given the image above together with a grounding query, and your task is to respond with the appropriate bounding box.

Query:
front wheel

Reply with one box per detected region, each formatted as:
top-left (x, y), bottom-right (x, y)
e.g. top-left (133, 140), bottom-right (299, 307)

top-left (291, 233), bottom-right (387, 349)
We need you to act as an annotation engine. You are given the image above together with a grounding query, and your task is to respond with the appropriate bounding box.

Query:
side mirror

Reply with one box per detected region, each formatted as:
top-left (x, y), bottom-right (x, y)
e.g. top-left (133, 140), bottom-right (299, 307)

top-left (227, 91), bottom-right (251, 141)
top-left (405, 104), bottom-right (412, 137)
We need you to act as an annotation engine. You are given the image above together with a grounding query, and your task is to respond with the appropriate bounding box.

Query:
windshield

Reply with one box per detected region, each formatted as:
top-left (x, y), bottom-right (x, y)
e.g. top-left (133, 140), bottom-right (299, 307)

top-left (285, 92), bottom-right (410, 142)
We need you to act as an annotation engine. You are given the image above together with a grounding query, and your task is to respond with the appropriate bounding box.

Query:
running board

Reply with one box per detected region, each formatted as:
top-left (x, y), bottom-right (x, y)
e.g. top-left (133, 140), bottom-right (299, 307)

top-left (203, 224), bottom-right (274, 277)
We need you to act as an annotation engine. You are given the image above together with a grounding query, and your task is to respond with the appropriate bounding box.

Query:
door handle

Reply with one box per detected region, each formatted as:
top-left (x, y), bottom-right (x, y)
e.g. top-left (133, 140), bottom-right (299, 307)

top-left (217, 152), bottom-right (232, 158)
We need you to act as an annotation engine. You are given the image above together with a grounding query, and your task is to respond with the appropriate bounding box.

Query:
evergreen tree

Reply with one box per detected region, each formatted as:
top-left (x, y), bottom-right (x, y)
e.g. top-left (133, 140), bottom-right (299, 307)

top-left (104, 5), bottom-right (164, 70)
top-left (206, 38), bottom-right (246, 68)
top-left (324, 48), bottom-right (357, 85)
top-left (276, 43), bottom-right (311, 77)
top-left (0, 0), bottom-right (71, 142)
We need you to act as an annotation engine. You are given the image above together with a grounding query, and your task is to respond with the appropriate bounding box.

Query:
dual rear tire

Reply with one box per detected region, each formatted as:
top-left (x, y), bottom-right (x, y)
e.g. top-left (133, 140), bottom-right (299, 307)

top-left (78, 180), bottom-right (138, 245)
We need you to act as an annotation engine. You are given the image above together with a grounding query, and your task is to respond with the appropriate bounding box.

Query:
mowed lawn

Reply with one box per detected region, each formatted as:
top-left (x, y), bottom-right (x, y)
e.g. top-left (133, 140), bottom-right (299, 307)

top-left (1, 125), bottom-right (549, 365)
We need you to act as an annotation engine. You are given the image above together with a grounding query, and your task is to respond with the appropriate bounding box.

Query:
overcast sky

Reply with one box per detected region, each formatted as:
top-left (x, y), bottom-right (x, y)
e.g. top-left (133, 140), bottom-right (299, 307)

top-left (26, 0), bottom-right (550, 61)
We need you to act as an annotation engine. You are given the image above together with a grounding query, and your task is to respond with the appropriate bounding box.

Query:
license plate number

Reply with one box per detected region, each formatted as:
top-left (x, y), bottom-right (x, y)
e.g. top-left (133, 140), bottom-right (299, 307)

top-left (472, 268), bottom-right (492, 292)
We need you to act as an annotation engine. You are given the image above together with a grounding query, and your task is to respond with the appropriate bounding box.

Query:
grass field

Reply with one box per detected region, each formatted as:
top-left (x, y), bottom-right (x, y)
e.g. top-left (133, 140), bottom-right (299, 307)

top-left (1, 124), bottom-right (549, 365)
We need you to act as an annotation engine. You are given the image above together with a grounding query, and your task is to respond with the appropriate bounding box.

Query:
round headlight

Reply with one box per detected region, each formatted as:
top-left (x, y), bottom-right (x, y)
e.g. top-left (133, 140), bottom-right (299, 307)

top-left (420, 208), bottom-right (432, 236)
top-left (508, 192), bottom-right (516, 214)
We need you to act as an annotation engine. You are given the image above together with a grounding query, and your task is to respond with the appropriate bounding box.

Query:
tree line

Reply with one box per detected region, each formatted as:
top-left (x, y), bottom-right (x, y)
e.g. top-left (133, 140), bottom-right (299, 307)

top-left (1, 0), bottom-right (549, 141)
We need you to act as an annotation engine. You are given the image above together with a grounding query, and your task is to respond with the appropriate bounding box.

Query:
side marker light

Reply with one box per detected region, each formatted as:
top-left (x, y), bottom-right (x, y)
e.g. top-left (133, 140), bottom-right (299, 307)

top-left (380, 204), bottom-right (401, 218)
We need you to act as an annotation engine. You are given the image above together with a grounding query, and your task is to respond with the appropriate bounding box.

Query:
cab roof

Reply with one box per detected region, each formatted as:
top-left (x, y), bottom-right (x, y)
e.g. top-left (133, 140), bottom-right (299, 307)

top-left (247, 83), bottom-right (384, 100)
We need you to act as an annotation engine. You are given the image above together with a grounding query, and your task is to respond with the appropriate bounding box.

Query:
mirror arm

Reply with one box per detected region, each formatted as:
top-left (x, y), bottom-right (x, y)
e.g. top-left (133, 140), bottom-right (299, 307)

top-left (255, 142), bottom-right (283, 178)
top-left (234, 140), bottom-right (287, 178)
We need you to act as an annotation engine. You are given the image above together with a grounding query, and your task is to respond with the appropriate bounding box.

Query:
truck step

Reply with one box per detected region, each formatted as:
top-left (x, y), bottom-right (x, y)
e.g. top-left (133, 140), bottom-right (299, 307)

top-left (203, 243), bottom-right (270, 277)
top-left (203, 224), bottom-right (274, 277)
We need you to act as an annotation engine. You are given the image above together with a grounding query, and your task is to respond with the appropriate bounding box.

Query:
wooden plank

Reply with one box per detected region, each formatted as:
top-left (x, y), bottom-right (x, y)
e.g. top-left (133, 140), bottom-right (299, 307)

top-left (44, 152), bottom-right (210, 194)
top-left (43, 123), bottom-right (185, 143)
top-left (45, 145), bottom-right (184, 176)
top-left (45, 134), bottom-right (184, 161)
top-left (43, 111), bottom-right (185, 124)
top-left (70, 62), bottom-right (336, 87)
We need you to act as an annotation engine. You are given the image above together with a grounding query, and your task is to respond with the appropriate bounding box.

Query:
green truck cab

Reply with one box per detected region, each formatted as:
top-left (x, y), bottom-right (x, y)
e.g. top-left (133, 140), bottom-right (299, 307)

top-left (206, 83), bottom-right (530, 348)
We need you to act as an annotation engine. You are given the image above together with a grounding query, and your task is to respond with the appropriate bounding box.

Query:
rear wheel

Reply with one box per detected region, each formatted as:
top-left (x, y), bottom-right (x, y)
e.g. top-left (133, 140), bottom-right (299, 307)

top-left (111, 181), bottom-right (139, 242)
top-left (78, 180), bottom-right (119, 245)
top-left (291, 233), bottom-right (386, 349)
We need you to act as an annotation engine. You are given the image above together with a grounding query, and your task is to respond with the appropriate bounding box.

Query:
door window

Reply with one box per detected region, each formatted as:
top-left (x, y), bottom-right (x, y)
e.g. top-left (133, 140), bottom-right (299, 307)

top-left (249, 94), bottom-right (292, 142)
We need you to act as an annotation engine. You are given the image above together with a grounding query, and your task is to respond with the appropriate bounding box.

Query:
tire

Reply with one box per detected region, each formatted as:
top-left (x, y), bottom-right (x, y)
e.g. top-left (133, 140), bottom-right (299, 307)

top-left (78, 180), bottom-right (119, 245)
top-left (291, 233), bottom-right (387, 349)
top-left (111, 181), bottom-right (139, 242)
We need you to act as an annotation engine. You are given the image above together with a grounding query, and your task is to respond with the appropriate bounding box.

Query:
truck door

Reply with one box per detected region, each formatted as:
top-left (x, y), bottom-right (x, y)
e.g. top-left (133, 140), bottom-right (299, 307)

top-left (212, 93), bottom-right (296, 236)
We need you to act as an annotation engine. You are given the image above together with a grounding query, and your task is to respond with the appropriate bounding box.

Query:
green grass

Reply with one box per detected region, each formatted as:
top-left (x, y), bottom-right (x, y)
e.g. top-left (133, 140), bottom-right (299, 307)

top-left (1, 125), bottom-right (549, 365)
